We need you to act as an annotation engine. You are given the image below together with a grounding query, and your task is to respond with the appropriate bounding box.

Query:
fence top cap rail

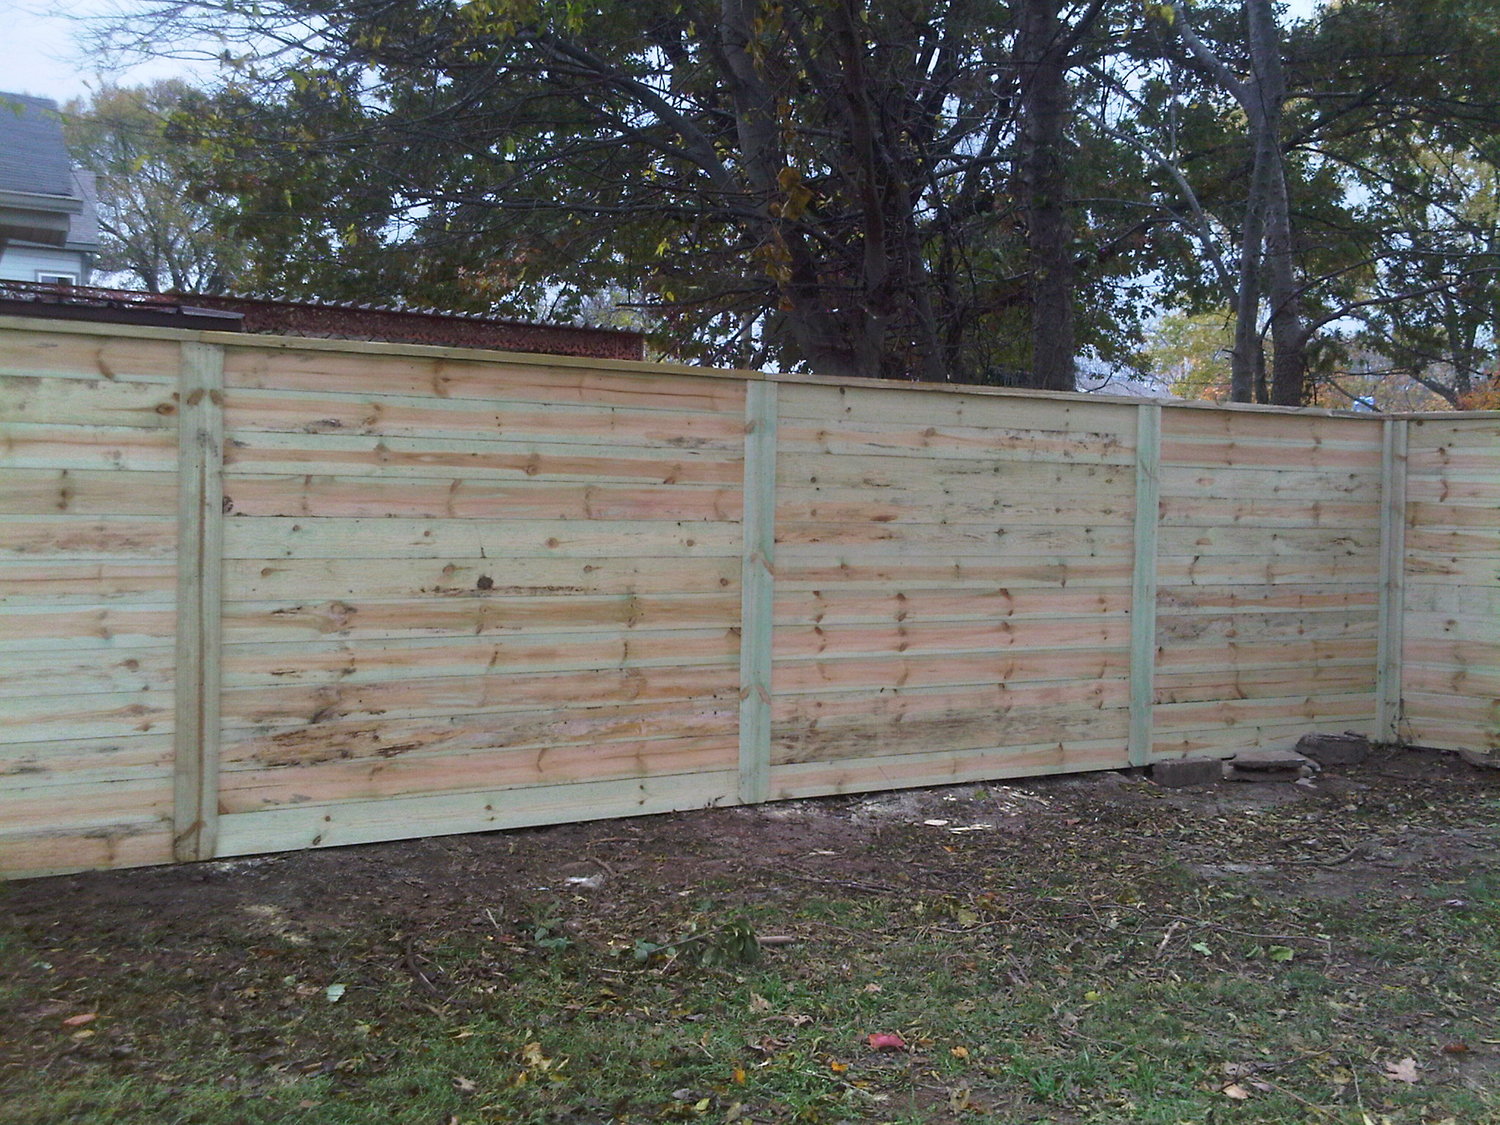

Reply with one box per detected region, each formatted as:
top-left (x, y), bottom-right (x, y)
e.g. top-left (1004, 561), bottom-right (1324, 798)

top-left (1, 312), bottom-right (1473, 421)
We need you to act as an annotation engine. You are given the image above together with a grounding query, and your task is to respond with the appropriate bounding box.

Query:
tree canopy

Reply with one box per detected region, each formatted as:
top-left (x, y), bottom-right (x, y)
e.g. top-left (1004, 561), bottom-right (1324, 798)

top-left (86, 0), bottom-right (1500, 400)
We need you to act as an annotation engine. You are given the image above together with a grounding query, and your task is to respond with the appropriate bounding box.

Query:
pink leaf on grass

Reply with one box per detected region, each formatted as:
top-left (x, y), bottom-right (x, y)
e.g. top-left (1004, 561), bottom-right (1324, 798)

top-left (867, 1032), bottom-right (907, 1052)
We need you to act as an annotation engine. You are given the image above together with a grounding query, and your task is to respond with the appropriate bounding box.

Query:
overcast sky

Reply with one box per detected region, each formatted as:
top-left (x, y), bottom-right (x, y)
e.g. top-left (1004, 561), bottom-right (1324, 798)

top-left (4, 0), bottom-right (1324, 106)
top-left (1, 0), bottom-right (211, 103)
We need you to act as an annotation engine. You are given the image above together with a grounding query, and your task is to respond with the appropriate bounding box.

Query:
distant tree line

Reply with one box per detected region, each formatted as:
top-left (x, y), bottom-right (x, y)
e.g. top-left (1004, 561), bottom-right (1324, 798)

top-left (72, 0), bottom-right (1500, 406)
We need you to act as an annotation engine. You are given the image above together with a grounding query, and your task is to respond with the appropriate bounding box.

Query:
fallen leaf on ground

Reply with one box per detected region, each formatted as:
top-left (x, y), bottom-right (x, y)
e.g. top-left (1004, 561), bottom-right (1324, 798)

top-left (867, 1032), bottom-right (907, 1052)
top-left (452, 1075), bottom-right (477, 1092)
top-left (1222, 1083), bottom-right (1252, 1100)
top-left (950, 1045), bottom-right (970, 1060)
top-left (1440, 1042), bottom-right (1469, 1054)
top-left (1383, 1057), bottom-right (1420, 1084)
top-left (61, 1013), bottom-right (97, 1027)
top-left (521, 1041), bottom-right (555, 1070)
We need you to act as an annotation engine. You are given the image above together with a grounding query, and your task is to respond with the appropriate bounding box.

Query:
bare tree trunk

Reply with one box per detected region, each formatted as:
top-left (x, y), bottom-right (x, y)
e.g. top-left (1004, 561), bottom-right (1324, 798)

top-left (1016, 0), bottom-right (1077, 392)
top-left (1175, 0), bottom-right (1308, 405)
top-left (1247, 0), bottom-right (1307, 406)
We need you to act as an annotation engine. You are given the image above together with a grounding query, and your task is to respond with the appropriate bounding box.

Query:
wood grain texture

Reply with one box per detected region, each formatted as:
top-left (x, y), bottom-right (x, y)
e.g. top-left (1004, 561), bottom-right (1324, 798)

top-left (174, 341), bottom-right (224, 862)
top-left (1398, 418), bottom-right (1500, 755)
top-left (11, 317), bottom-right (1500, 878)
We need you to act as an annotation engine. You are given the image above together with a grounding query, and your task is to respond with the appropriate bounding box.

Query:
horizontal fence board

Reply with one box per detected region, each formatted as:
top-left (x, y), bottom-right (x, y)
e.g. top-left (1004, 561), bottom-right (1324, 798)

top-left (775, 522), bottom-right (1133, 556)
top-left (1163, 408), bottom-right (1380, 443)
top-left (221, 592), bottom-right (739, 643)
top-left (1154, 663), bottom-right (1374, 704)
top-left (0, 422), bottom-right (178, 472)
top-left (774, 588), bottom-right (1129, 625)
top-left (776, 558), bottom-right (1134, 589)
top-left (0, 734), bottom-right (174, 789)
top-left (221, 517), bottom-right (741, 560)
top-left (0, 467), bottom-right (177, 516)
top-left (1402, 663), bottom-right (1500, 697)
top-left (1402, 583), bottom-right (1500, 616)
top-left (0, 648), bottom-right (174, 698)
top-left (1153, 714), bottom-right (1377, 757)
top-left (0, 374), bottom-right (178, 429)
top-left (224, 387), bottom-right (746, 448)
top-left (220, 734), bottom-right (738, 812)
top-left (1404, 527), bottom-right (1500, 559)
top-left (1156, 526), bottom-right (1378, 558)
top-left (0, 329), bottom-right (181, 384)
top-left (1158, 496), bottom-right (1380, 529)
top-left (773, 704), bottom-right (1131, 765)
top-left (223, 346), bottom-right (746, 413)
top-left (1156, 609), bottom-right (1377, 645)
top-left (0, 516), bottom-right (177, 559)
top-left (221, 629), bottom-right (740, 687)
top-left (774, 649), bottom-right (1132, 693)
top-left (1159, 436), bottom-right (1382, 470)
top-left (1404, 476), bottom-right (1500, 503)
top-left (778, 450), bottom-right (1133, 492)
top-left (212, 770), bottom-right (741, 858)
top-left (0, 604), bottom-right (177, 649)
top-left (220, 665), bottom-right (739, 729)
top-left (223, 475), bottom-right (742, 522)
top-left (0, 777), bottom-right (173, 832)
top-left (1159, 465), bottom-right (1381, 501)
top-left (778, 382), bottom-right (1138, 434)
top-left (775, 492), bottom-right (1133, 527)
top-left (1400, 718), bottom-right (1500, 752)
top-left (1151, 692), bottom-right (1376, 735)
top-left (1404, 501), bottom-right (1500, 530)
top-left (221, 699), bottom-right (737, 765)
top-left (0, 560), bottom-right (176, 605)
top-left (1157, 584), bottom-right (1378, 613)
top-left (775, 617), bottom-right (1128, 660)
top-left (777, 420), bottom-right (1133, 464)
top-left (0, 824), bottom-right (173, 880)
top-left (1400, 691), bottom-right (1500, 728)
top-left (223, 555), bottom-right (739, 602)
top-left (1156, 556), bottom-right (1382, 584)
top-left (769, 737), bottom-right (1130, 799)
top-left (225, 431), bottom-right (743, 486)
top-left (1155, 637), bottom-right (1377, 672)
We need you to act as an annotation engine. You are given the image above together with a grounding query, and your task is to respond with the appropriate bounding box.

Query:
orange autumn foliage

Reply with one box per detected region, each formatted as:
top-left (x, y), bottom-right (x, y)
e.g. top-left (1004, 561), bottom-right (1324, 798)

top-left (1457, 371), bottom-right (1500, 410)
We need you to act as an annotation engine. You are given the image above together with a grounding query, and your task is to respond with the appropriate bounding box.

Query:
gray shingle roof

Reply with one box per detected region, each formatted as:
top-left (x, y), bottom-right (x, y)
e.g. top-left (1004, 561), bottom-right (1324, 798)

top-left (0, 93), bottom-right (74, 198)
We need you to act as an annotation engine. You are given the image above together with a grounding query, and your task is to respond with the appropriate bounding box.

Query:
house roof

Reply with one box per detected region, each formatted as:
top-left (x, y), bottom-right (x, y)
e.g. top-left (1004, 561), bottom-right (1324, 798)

top-left (0, 281), bottom-right (649, 361)
top-left (0, 92), bottom-right (100, 253)
top-left (0, 94), bottom-right (73, 198)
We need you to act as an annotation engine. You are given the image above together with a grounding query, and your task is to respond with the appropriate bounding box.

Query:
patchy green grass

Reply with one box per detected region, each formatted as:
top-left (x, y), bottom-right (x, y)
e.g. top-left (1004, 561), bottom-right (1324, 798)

top-left (1, 752), bottom-right (1497, 1124)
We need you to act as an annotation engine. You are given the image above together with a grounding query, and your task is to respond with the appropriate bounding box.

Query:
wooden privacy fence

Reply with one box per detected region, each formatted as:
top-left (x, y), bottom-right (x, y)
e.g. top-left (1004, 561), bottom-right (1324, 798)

top-left (1, 317), bottom-right (1496, 878)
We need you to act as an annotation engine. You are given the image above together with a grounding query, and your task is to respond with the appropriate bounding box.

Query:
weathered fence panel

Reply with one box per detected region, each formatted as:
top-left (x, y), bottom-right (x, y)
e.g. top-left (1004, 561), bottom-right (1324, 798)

top-left (767, 383), bottom-right (1139, 796)
top-left (0, 328), bottom-right (184, 873)
top-left (1, 316), bottom-right (1497, 879)
top-left (210, 341), bottom-right (749, 859)
top-left (1401, 416), bottom-right (1500, 756)
top-left (1152, 409), bottom-right (1385, 757)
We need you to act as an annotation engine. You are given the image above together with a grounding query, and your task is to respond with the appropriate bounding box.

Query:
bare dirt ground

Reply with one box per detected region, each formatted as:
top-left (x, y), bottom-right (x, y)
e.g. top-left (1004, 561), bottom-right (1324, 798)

top-left (1, 746), bottom-right (1497, 1124)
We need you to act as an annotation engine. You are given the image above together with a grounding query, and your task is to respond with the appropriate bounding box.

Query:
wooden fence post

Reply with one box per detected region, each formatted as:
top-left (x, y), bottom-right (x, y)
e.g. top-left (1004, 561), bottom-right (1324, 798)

top-left (1375, 418), bottom-right (1409, 744)
top-left (1128, 403), bottom-right (1162, 768)
top-left (738, 378), bottom-right (778, 805)
top-left (173, 341), bottom-right (225, 862)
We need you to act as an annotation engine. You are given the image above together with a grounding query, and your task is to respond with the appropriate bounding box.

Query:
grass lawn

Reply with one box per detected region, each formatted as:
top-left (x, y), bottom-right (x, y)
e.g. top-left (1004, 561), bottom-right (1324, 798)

top-left (1, 747), bottom-right (1497, 1124)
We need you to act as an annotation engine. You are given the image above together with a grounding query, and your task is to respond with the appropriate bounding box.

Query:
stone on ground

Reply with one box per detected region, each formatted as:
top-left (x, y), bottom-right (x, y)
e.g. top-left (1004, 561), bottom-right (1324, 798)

top-left (1226, 749), bottom-right (1314, 783)
top-left (1295, 732), bottom-right (1371, 767)
top-left (1152, 757), bottom-right (1224, 788)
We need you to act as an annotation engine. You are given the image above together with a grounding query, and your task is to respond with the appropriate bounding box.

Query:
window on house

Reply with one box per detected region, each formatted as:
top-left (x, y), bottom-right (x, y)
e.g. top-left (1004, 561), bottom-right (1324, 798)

top-left (35, 272), bottom-right (77, 286)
